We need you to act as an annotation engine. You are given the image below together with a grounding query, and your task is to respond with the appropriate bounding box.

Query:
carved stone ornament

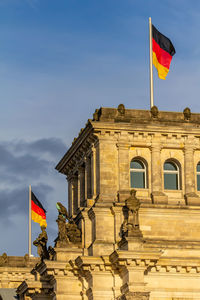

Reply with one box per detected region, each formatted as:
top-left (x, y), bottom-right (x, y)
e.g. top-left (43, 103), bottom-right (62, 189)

top-left (33, 226), bottom-right (49, 260)
top-left (55, 202), bottom-right (81, 247)
top-left (183, 107), bottom-right (191, 120)
top-left (150, 105), bottom-right (158, 118)
top-left (93, 109), bottom-right (99, 121)
top-left (66, 222), bottom-right (81, 243)
top-left (55, 212), bottom-right (70, 247)
top-left (122, 190), bottom-right (143, 238)
top-left (48, 246), bottom-right (56, 260)
top-left (118, 104), bottom-right (125, 116)
top-left (0, 253), bottom-right (8, 266)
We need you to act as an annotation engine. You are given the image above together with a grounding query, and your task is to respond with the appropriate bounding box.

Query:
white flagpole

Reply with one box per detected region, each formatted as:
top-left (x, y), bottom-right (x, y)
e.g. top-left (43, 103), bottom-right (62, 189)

top-left (149, 17), bottom-right (154, 108)
top-left (29, 185), bottom-right (32, 256)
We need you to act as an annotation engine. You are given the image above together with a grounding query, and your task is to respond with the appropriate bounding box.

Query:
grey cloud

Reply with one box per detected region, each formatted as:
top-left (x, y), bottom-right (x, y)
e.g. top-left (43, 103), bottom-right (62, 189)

top-left (11, 138), bottom-right (67, 161)
top-left (28, 138), bottom-right (67, 159)
top-left (0, 183), bottom-right (53, 225)
top-left (0, 144), bottom-right (49, 180)
top-left (0, 138), bottom-right (67, 184)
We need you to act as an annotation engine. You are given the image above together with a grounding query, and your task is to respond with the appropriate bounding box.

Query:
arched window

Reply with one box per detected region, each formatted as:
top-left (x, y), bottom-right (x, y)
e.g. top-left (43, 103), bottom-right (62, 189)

top-left (130, 159), bottom-right (147, 188)
top-left (197, 162), bottom-right (200, 191)
top-left (164, 160), bottom-right (180, 190)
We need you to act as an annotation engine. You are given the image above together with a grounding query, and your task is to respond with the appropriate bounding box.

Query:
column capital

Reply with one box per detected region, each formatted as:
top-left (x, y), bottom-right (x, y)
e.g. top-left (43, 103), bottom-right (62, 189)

top-left (184, 144), bottom-right (194, 153)
top-left (150, 143), bottom-right (162, 152)
top-left (116, 143), bottom-right (130, 150)
top-left (67, 174), bottom-right (78, 183)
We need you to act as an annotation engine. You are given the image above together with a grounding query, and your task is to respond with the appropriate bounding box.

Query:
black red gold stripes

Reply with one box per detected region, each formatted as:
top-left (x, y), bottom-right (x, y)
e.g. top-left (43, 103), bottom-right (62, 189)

top-left (152, 24), bottom-right (175, 80)
top-left (31, 191), bottom-right (47, 227)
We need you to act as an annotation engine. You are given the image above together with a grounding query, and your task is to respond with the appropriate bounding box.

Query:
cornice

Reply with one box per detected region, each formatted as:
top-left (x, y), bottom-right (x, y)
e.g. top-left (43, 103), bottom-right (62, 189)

top-left (55, 121), bottom-right (95, 175)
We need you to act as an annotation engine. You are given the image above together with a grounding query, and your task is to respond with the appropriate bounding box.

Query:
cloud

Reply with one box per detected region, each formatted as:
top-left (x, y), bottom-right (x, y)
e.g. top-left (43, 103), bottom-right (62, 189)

top-left (0, 137), bottom-right (68, 255)
top-left (13, 138), bottom-right (67, 159)
top-left (0, 138), bottom-right (67, 183)
top-left (0, 183), bottom-right (52, 224)
top-left (0, 144), bottom-right (49, 181)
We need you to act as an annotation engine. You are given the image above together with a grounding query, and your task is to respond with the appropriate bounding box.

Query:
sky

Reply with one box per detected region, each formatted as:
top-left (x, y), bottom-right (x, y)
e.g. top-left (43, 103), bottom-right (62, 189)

top-left (1, 0), bottom-right (200, 256)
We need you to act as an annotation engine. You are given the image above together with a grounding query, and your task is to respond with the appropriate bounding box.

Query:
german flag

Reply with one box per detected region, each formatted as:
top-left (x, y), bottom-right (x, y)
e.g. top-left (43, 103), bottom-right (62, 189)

top-left (152, 24), bottom-right (176, 80)
top-left (31, 192), bottom-right (47, 227)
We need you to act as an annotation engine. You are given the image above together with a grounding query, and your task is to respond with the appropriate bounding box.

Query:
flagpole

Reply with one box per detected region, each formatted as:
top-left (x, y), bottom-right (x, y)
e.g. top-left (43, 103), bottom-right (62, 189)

top-left (29, 185), bottom-right (31, 257)
top-left (149, 17), bottom-right (154, 108)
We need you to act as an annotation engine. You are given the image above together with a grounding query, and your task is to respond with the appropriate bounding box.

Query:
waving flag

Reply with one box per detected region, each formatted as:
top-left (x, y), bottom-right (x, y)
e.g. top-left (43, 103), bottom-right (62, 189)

top-left (31, 191), bottom-right (47, 227)
top-left (152, 24), bottom-right (176, 80)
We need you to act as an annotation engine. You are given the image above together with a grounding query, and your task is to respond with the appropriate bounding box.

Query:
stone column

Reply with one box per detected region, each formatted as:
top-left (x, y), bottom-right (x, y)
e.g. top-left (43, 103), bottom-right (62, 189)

top-left (91, 145), bottom-right (97, 200)
top-left (151, 142), bottom-right (167, 204)
top-left (85, 156), bottom-right (92, 201)
top-left (80, 208), bottom-right (92, 251)
top-left (111, 205), bottom-right (124, 245)
top-left (78, 166), bottom-right (85, 207)
top-left (184, 143), bottom-right (200, 205)
top-left (72, 175), bottom-right (78, 216)
top-left (68, 177), bottom-right (73, 217)
top-left (117, 143), bottom-right (130, 202)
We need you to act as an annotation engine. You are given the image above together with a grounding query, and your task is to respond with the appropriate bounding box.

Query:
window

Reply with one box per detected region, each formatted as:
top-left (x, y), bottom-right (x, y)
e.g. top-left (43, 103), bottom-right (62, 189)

top-left (130, 159), bottom-right (147, 188)
top-left (197, 162), bottom-right (200, 191)
top-left (164, 161), bottom-right (180, 190)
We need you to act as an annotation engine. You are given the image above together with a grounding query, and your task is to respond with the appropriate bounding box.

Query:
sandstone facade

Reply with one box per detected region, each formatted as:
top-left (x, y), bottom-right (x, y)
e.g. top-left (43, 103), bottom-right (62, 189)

top-left (16, 105), bottom-right (200, 299)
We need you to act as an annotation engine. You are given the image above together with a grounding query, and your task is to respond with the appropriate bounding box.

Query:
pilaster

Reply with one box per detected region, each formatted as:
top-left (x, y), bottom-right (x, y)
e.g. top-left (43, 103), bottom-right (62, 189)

top-left (110, 248), bottom-right (160, 300)
top-left (117, 143), bottom-right (130, 202)
top-left (96, 137), bottom-right (118, 203)
top-left (91, 144), bottom-right (97, 200)
top-left (184, 139), bottom-right (200, 205)
top-left (151, 141), bottom-right (167, 204)
top-left (78, 166), bottom-right (85, 207)
top-left (75, 256), bottom-right (114, 300)
top-left (88, 207), bottom-right (115, 256)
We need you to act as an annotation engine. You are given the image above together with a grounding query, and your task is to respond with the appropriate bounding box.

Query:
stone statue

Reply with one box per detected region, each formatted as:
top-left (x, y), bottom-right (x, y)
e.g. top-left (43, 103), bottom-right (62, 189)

top-left (117, 104), bottom-right (125, 116)
top-left (55, 202), bottom-right (81, 247)
top-left (55, 212), bottom-right (70, 247)
top-left (66, 222), bottom-right (81, 244)
top-left (122, 190), bottom-right (142, 238)
top-left (183, 107), bottom-right (191, 120)
top-left (55, 202), bottom-right (70, 247)
top-left (93, 109), bottom-right (99, 121)
top-left (33, 226), bottom-right (49, 260)
top-left (48, 246), bottom-right (56, 261)
top-left (0, 253), bottom-right (8, 266)
top-left (56, 202), bottom-right (69, 219)
top-left (150, 105), bottom-right (159, 118)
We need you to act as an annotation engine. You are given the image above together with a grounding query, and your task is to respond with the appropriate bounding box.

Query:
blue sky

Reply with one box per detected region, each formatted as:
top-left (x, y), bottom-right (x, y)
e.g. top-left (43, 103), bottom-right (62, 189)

top-left (1, 0), bottom-right (200, 255)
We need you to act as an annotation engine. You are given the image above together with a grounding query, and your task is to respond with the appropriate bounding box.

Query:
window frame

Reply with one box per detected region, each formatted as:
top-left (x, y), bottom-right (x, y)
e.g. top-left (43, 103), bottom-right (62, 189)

top-left (130, 158), bottom-right (147, 189)
top-left (163, 160), bottom-right (180, 190)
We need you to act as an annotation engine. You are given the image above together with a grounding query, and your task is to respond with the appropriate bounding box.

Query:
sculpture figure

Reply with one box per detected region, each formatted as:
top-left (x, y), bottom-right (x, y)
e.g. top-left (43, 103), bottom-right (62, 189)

top-left (55, 202), bottom-right (70, 247)
top-left (122, 190), bottom-right (142, 238)
top-left (150, 105), bottom-right (159, 118)
top-left (55, 202), bottom-right (81, 247)
top-left (117, 104), bottom-right (125, 116)
top-left (33, 226), bottom-right (49, 260)
top-left (0, 253), bottom-right (8, 266)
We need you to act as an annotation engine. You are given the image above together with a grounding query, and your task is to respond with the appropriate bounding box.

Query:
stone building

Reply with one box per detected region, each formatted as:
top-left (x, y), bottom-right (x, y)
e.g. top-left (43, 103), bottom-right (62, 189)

top-left (15, 105), bottom-right (200, 299)
top-left (0, 254), bottom-right (38, 299)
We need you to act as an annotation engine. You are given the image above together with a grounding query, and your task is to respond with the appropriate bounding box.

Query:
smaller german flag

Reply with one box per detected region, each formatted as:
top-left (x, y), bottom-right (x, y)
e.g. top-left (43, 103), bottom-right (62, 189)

top-left (31, 192), bottom-right (47, 227)
top-left (152, 24), bottom-right (176, 80)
